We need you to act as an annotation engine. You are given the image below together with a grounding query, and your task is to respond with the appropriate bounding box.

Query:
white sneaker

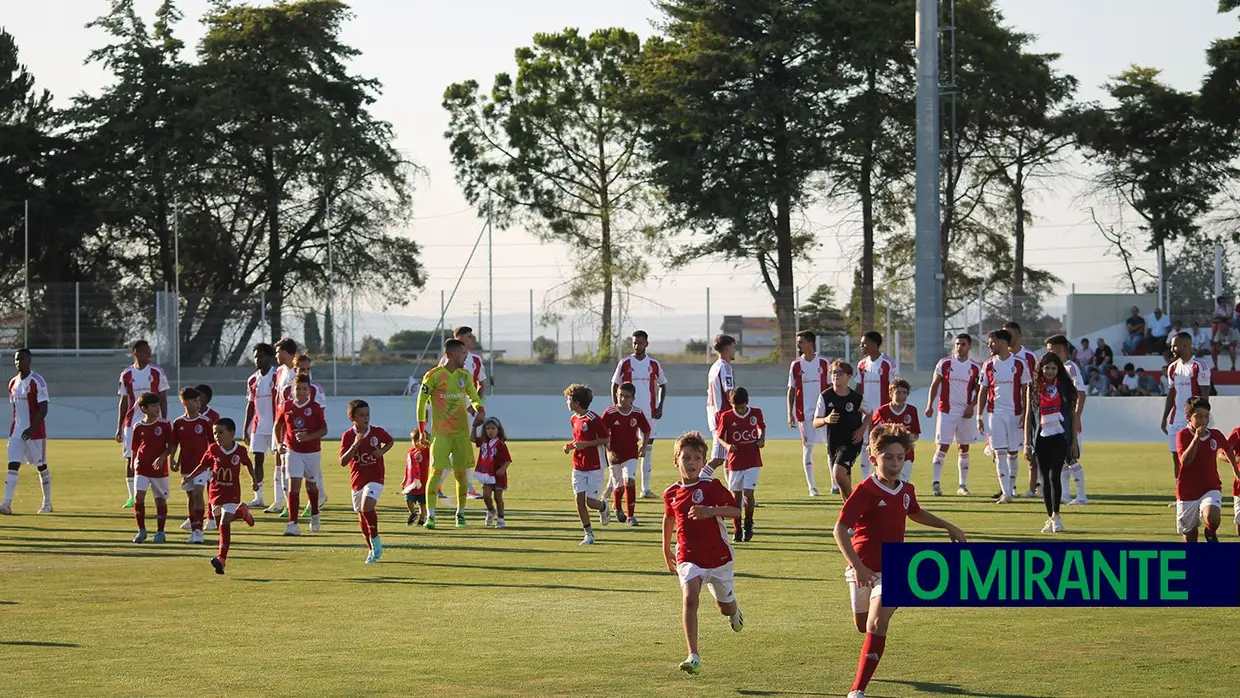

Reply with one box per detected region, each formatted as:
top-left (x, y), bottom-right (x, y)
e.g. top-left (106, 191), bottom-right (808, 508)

top-left (729, 607), bottom-right (744, 632)
top-left (310, 514), bottom-right (321, 533)
top-left (957, 486), bottom-right (971, 496)
top-left (599, 502), bottom-right (611, 526)
top-left (1019, 490), bottom-right (1038, 499)
top-left (997, 494), bottom-right (1014, 504)
top-left (848, 691), bottom-right (865, 698)
top-left (580, 530), bottom-right (595, 545)
top-left (1068, 496), bottom-right (1089, 505)
top-left (1041, 519), bottom-right (1054, 534)
top-left (37, 503), bottom-right (52, 514)
top-left (180, 518), bottom-right (193, 531)
top-left (284, 522), bottom-right (302, 536)
top-left (495, 518), bottom-right (507, 529)
top-left (641, 490), bottom-right (657, 499)
top-left (205, 519), bottom-right (217, 531)
top-left (0, 503), bottom-right (11, 515)
top-left (1051, 514), bottom-right (1064, 533)
top-left (628, 516), bottom-right (639, 527)
top-left (188, 530), bottom-right (201, 544)
top-left (264, 502), bottom-right (283, 514)
top-left (485, 511), bottom-right (496, 527)
top-left (808, 488), bottom-right (819, 497)
top-left (247, 495), bottom-right (265, 508)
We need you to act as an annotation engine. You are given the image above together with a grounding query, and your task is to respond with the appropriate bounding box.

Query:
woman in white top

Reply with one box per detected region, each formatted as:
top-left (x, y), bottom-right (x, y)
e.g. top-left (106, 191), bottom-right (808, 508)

top-left (1024, 352), bottom-right (1078, 534)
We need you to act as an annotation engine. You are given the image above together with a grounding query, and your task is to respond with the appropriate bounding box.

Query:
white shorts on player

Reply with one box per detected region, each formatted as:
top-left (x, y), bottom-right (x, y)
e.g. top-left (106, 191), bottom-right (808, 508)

top-left (985, 413), bottom-right (1024, 452)
top-left (845, 566), bottom-right (883, 612)
top-left (709, 438), bottom-right (727, 462)
top-left (796, 420), bottom-right (820, 444)
top-left (572, 469), bottom-right (604, 499)
top-left (609, 458), bottom-right (638, 487)
top-left (935, 413), bottom-right (978, 446)
top-left (285, 451), bottom-right (323, 484)
top-left (180, 470), bottom-right (211, 492)
top-left (351, 482), bottom-right (384, 511)
top-left (726, 467), bottom-right (760, 491)
top-left (475, 471), bottom-right (497, 487)
top-left (1176, 490), bottom-right (1223, 534)
top-left (1233, 494), bottom-right (1240, 526)
top-left (121, 425), bottom-right (134, 459)
top-left (1167, 423), bottom-right (1186, 453)
top-left (6, 438), bottom-right (46, 466)
top-left (677, 560), bottom-right (735, 603)
top-left (249, 432), bottom-right (273, 454)
top-left (135, 475), bottom-right (171, 499)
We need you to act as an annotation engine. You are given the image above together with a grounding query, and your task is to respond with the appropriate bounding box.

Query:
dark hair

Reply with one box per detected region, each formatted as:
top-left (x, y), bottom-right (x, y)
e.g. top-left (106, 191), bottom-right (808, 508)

top-left (137, 391), bottom-right (161, 408)
top-left (275, 338), bottom-right (298, 355)
top-left (564, 383), bottom-right (593, 409)
top-left (293, 352), bottom-right (312, 368)
top-left (988, 329), bottom-right (1012, 344)
top-left (713, 334), bottom-right (736, 352)
top-left (1173, 331), bottom-right (1193, 344)
top-left (954, 333), bottom-right (972, 345)
top-left (215, 417), bottom-right (236, 434)
top-left (253, 343), bottom-right (275, 358)
top-left (1033, 351), bottom-right (1077, 410)
top-left (1137, 368), bottom-right (1146, 374)
top-left (179, 386), bottom-right (201, 401)
top-left (1185, 395), bottom-right (1210, 415)
top-left (730, 386), bottom-right (749, 404)
top-left (195, 384), bottom-right (213, 403)
top-left (796, 329), bottom-right (817, 344)
top-left (347, 399), bottom-right (369, 419)
top-left (444, 338), bottom-right (465, 352)
top-left (294, 374), bottom-right (311, 385)
top-left (454, 326), bottom-right (473, 338)
top-left (862, 330), bottom-right (883, 346)
top-left (131, 340), bottom-right (150, 353)
top-left (830, 359), bottom-right (853, 375)
top-left (15, 347), bottom-right (31, 358)
top-left (1123, 362), bottom-right (1135, 372)
top-left (618, 382), bottom-right (636, 396)
top-left (632, 330), bottom-right (649, 340)
top-left (481, 416), bottom-right (508, 442)
top-left (1046, 334), bottom-right (1071, 351)
top-left (890, 377), bottom-right (911, 394)
top-left (1003, 321), bottom-right (1022, 333)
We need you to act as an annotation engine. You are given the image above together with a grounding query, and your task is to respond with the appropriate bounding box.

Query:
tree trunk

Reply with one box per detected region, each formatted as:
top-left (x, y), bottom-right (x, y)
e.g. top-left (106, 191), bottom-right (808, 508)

top-left (263, 135), bottom-right (283, 342)
top-left (224, 302), bottom-right (263, 367)
top-left (596, 128), bottom-right (614, 364)
top-left (859, 64), bottom-right (878, 332)
top-left (1010, 160), bottom-right (1026, 321)
top-left (775, 194), bottom-right (796, 364)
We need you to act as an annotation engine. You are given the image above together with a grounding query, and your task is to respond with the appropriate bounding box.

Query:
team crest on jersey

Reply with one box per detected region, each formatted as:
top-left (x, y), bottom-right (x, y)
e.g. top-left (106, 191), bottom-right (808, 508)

top-left (303, 407), bottom-right (311, 416)
top-left (458, 377), bottom-right (466, 388)
top-left (749, 416), bottom-right (758, 426)
top-left (903, 493), bottom-right (910, 510)
top-left (903, 414), bottom-right (912, 425)
top-left (370, 436), bottom-right (379, 447)
top-left (629, 418), bottom-right (637, 427)
top-left (231, 455), bottom-right (240, 465)
top-left (1211, 438), bottom-right (1218, 450)
top-left (294, 418), bottom-right (305, 429)
top-left (691, 488), bottom-right (705, 504)
top-left (845, 403), bottom-right (854, 412)
top-left (195, 424), bottom-right (204, 434)
top-left (154, 427), bottom-right (162, 436)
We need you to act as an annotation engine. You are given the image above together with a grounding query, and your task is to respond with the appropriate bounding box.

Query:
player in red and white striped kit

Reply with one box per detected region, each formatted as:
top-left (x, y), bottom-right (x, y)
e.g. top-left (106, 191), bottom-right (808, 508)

top-left (115, 340), bottom-right (169, 509)
top-left (976, 329), bottom-right (1030, 503)
top-left (4, 348), bottom-right (51, 514)
top-left (243, 343), bottom-right (277, 509)
top-left (786, 330), bottom-right (831, 496)
top-left (611, 330), bottom-right (668, 498)
top-left (1162, 331), bottom-right (1212, 486)
top-left (923, 334), bottom-right (980, 496)
top-left (602, 383), bottom-right (652, 526)
top-left (1004, 322), bottom-right (1042, 499)
top-left (266, 338), bottom-right (298, 514)
top-left (856, 331), bottom-right (895, 480)
top-left (705, 335), bottom-right (737, 474)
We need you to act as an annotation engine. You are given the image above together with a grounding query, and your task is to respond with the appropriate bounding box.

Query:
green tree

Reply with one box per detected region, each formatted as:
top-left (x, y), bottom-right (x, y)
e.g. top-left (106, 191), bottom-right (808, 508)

top-left (632, 0), bottom-right (836, 363)
top-left (359, 335), bottom-right (386, 353)
top-left (303, 310), bottom-right (322, 354)
top-left (796, 284), bottom-right (845, 336)
top-left (533, 335), bottom-right (558, 364)
top-left (388, 329), bottom-right (439, 353)
top-left (444, 28), bottom-right (654, 365)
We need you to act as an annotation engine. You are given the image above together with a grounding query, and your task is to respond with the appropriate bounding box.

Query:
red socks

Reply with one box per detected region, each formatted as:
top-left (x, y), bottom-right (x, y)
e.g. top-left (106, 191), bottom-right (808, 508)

top-left (309, 489), bottom-right (320, 516)
top-left (288, 492), bottom-right (300, 523)
top-left (851, 632), bottom-right (887, 692)
top-left (625, 483), bottom-right (636, 518)
top-left (364, 510), bottom-right (379, 537)
top-left (155, 499), bottom-right (168, 532)
top-left (358, 513), bottom-right (373, 547)
top-left (237, 504), bottom-right (255, 527)
top-left (134, 500), bottom-right (146, 530)
top-left (218, 522), bottom-right (231, 561)
top-left (613, 487), bottom-right (623, 515)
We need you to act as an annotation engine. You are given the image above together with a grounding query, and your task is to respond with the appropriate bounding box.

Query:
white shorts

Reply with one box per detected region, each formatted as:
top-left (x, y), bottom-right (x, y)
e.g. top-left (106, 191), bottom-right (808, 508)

top-left (985, 413), bottom-right (1024, 453)
top-left (1168, 423), bottom-right (1186, 453)
top-left (676, 560), bottom-right (736, 604)
top-left (285, 451), bottom-right (323, 483)
top-left (351, 482), bottom-right (384, 511)
top-left (475, 472), bottom-right (497, 487)
top-left (726, 467), bottom-right (760, 491)
top-left (6, 438), bottom-right (46, 466)
top-left (609, 459), bottom-right (638, 486)
top-left (122, 425), bottom-right (134, 458)
top-left (935, 412), bottom-right (978, 446)
top-left (572, 469), bottom-right (604, 499)
top-left (181, 470), bottom-right (212, 491)
top-left (845, 566), bottom-right (884, 613)
top-left (135, 475), bottom-right (171, 499)
top-left (638, 411), bottom-right (660, 440)
top-left (710, 438), bottom-right (727, 462)
top-left (899, 460), bottom-right (913, 483)
top-left (1176, 490), bottom-right (1223, 534)
top-left (796, 421), bottom-right (820, 444)
top-left (1234, 494), bottom-right (1240, 526)
top-left (249, 431), bottom-right (272, 454)
top-left (213, 502), bottom-right (241, 519)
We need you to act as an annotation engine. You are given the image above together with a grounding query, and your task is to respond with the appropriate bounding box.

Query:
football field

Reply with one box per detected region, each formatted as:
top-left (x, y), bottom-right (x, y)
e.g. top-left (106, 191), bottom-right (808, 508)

top-left (1, 440), bottom-right (1238, 697)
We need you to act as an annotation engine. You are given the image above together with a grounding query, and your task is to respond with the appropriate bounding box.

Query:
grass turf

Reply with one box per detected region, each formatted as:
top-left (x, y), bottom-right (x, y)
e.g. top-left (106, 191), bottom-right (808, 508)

top-left (1, 440), bottom-right (1238, 697)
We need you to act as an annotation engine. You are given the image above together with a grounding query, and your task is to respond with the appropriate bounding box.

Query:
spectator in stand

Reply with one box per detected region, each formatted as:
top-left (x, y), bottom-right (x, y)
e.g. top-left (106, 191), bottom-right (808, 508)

top-left (1120, 363), bottom-right (1145, 396)
top-left (1078, 339), bottom-right (1095, 382)
top-left (1123, 306), bottom-right (1147, 355)
top-left (1137, 368), bottom-right (1163, 396)
top-left (1212, 295), bottom-right (1239, 371)
top-left (1093, 337), bottom-right (1114, 376)
top-left (1191, 320), bottom-right (1212, 357)
top-left (1146, 307), bottom-right (1172, 356)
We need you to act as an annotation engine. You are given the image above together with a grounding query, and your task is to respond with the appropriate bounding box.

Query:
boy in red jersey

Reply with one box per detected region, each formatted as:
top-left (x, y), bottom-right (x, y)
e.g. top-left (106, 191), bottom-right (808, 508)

top-left (276, 375), bottom-right (327, 536)
top-left (172, 386), bottom-right (213, 543)
top-left (871, 378), bottom-right (921, 483)
top-left (714, 387), bottom-right (764, 543)
top-left (1175, 397), bottom-right (1240, 542)
top-left (835, 423), bottom-right (966, 698)
top-left (183, 417), bottom-right (255, 574)
top-left (1227, 425), bottom-right (1240, 537)
top-left (602, 382), bottom-right (652, 526)
top-left (340, 399), bottom-right (395, 563)
top-left (662, 431), bottom-right (744, 676)
top-left (131, 392), bottom-right (175, 544)
top-left (562, 384), bottom-right (612, 545)
top-left (191, 383), bottom-right (223, 532)
top-left (403, 432), bottom-right (430, 527)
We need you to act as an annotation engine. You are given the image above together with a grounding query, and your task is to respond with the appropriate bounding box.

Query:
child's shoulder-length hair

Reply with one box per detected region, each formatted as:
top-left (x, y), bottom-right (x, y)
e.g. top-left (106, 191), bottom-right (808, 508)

top-left (481, 416), bottom-right (508, 441)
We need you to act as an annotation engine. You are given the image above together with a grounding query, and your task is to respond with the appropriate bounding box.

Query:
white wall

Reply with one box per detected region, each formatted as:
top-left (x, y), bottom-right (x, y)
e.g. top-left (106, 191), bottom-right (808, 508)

top-left (34, 391), bottom-right (1240, 443)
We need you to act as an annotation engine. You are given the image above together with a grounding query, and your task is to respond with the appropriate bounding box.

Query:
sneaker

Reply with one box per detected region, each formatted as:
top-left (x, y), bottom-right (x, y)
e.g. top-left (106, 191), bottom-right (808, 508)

top-left (1041, 518), bottom-right (1054, 534)
top-left (364, 550), bottom-right (377, 564)
top-left (932, 482), bottom-right (943, 496)
top-left (437, 490), bottom-right (447, 500)
top-left (997, 494), bottom-right (1014, 504)
top-left (37, 503), bottom-right (52, 514)
top-left (580, 530), bottom-right (595, 545)
top-left (152, 531), bottom-right (166, 544)
top-left (1051, 514), bottom-right (1064, 533)
top-left (957, 486), bottom-right (971, 496)
top-left (1205, 530), bottom-right (1220, 543)
top-left (599, 502), bottom-right (612, 526)
top-left (122, 496), bottom-right (134, 509)
top-left (284, 522), bottom-right (302, 536)
top-left (455, 512), bottom-right (467, 529)
top-left (407, 512), bottom-right (417, 526)
top-left (743, 526), bottom-right (753, 542)
top-left (467, 491), bottom-right (484, 500)
top-left (678, 656), bottom-right (701, 675)
top-left (617, 511), bottom-right (628, 524)
top-left (729, 607), bottom-right (744, 632)
top-left (991, 491), bottom-right (1003, 500)
top-left (264, 502), bottom-right (282, 514)
top-left (1068, 496), bottom-right (1090, 505)
top-left (247, 495), bottom-right (265, 509)
top-left (0, 503), bottom-right (10, 515)
top-left (424, 516), bottom-right (437, 530)
top-left (194, 530), bottom-right (206, 544)
top-left (627, 516), bottom-right (639, 527)
top-left (485, 511), bottom-right (496, 527)
top-left (310, 514), bottom-right (321, 533)
top-left (211, 556), bottom-right (226, 575)
top-left (372, 536), bottom-right (383, 560)
top-left (808, 487), bottom-right (819, 497)
top-left (848, 691), bottom-right (865, 698)
top-left (205, 519), bottom-right (218, 531)
top-left (180, 518), bottom-right (193, 531)
top-left (495, 518), bottom-right (507, 529)
top-left (1019, 490), bottom-right (1038, 499)
top-left (133, 529), bottom-right (147, 543)
top-left (733, 529), bottom-right (743, 543)
top-left (303, 503), bottom-right (313, 518)
top-left (416, 516), bottom-right (426, 527)
top-left (279, 506), bottom-right (289, 518)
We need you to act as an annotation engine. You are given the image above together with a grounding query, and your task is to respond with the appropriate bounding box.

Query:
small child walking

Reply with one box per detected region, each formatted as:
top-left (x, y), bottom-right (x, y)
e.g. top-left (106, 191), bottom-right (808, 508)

top-left (403, 432), bottom-right (430, 526)
top-left (473, 416), bottom-right (513, 528)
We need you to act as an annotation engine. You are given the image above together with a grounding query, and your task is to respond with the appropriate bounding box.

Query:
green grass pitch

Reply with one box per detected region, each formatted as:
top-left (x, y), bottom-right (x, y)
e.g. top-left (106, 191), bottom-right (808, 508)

top-left (1, 440), bottom-right (1239, 697)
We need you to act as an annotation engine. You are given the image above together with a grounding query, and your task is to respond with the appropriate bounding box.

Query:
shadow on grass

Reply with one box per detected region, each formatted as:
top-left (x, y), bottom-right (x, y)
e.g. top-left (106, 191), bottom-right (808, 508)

top-left (0, 641), bottom-right (79, 648)
top-left (238, 576), bottom-right (654, 593)
top-left (0, 600), bottom-right (18, 605)
top-left (873, 678), bottom-right (1051, 697)
top-left (0, 546), bottom-right (283, 561)
top-left (382, 559), bottom-right (821, 582)
top-left (735, 690), bottom-right (839, 697)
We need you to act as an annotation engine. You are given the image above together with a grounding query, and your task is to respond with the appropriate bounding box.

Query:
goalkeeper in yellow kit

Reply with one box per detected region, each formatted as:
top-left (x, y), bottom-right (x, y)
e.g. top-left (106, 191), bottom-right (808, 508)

top-left (415, 338), bottom-right (485, 529)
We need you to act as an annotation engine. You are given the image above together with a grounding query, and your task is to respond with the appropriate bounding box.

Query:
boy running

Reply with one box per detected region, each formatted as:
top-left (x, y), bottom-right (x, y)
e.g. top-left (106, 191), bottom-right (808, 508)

top-left (714, 387), bottom-right (764, 542)
top-left (813, 360), bottom-right (868, 499)
top-left (276, 375), bottom-right (327, 536)
top-left (1175, 397), bottom-right (1239, 542)
top-left (662, 431), bottom-right (744, 676)
top-left (131, 392), bottom-right (174, 543)
top-left (416, 338), bottom-right (486, 529)
top-left (340, 399), bottom-right (395, 563)
top-left (563, 383), bottom-right (612, 545)
top-left (602, 382), bottom-right (652, 526)
top-left (182, 418), bottom-right (255, 575)
top-left (172, 386), bottom-right (213, 542)
top-left (871, 378), bottom-right (920, 483)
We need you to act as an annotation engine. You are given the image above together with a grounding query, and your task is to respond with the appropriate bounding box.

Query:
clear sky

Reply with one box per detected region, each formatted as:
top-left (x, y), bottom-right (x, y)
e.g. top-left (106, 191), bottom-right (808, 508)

top-left (4, 0), bottom-right (1236, 349)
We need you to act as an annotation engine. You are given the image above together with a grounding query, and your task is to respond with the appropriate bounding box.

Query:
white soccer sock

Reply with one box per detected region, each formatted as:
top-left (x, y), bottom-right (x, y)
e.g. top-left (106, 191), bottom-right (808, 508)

top-left (4, 470), bottom-right (17, 505)
top-left (802, 442), bottom-right (815, 468)
top-left (1060, 468), bottom-right (1071, 502)
top-left (38, 467), bottom-right (51, 506)
top-left (803, 462), bottom-right (817, 490)
top-left (272, 466), bottom-right (286, 506)
top-left (1069, 461), bottom-right (1086, 497)
top-left (642, 448), bottom-right (654, 491)
top-left (995, 453), bottom-right (1008, 496)
top-left (859, 459), bottom-right (873, 480)
top-left (958, 453), bottom-right (970, 487)
top-left (256, 483), bottom-right (265, 500)
top-left (931, 450), bottom-right (945, 484)
top-left (1005, 453), bottom-right (1021, 497)
top-left (126, 476), bottom-right (135, 498)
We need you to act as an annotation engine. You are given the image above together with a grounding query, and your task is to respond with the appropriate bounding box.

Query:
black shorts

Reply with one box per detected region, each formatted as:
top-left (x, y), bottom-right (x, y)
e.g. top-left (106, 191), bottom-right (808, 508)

top-left (829, 442), bottom-right (862, 470)
top-left (405, 493), bottom-right (426, 504)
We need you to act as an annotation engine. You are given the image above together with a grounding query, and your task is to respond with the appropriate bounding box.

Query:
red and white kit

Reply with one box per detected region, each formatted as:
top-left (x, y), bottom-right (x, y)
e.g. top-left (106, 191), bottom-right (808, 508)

top-left (474, 437), bottom-right (512, 491)
top-left (1175, 427), bottom-right (1226, 534)
top-left (172, 414), bottom-right (213, 491)
top-left (664, 477), bottom-right (738, 603)
top-left (118, 364), bottom-right (169, 458)
top-left (706, 358), bottom-right (734, 461)
top-left (715, 406), bottom-right (765, 491)
top-left (570, 410), bottom-right (609, 499)
top-left (788, 354), bottom-right (830, 442)
top-left (1227, 428), bottom-right (1240, 526)
top-left (132, 419), bottom-right (173, 499)
top-left (980, 354), bottom-right (1030, 453)
top-left (278, 399), bottom-right (327, 484)
top-left (1166, 358), bottom-right (1211, 452)
top-left (339, 425), bottom-right (393, 511)
top-left (8, 371), bottom-right (48, 466)
top-left (872, 404), bottom-right (920, 482)
top-left (836, 475), bottom-right (921, 612)
top-left (198, 443), bottom-right (253, 516)
top-left (932, 356), bottom-right (979, 446)
top-left (856, 353), bottom-right (895, 414)
top-left (602, 405), bottom-right (651, 485)
top-left (611, 354), bottom-right (667, 436)
top-left (403, 445), bottom-right (429, 496)
top-left (245, 367), bottom-right (277, 452)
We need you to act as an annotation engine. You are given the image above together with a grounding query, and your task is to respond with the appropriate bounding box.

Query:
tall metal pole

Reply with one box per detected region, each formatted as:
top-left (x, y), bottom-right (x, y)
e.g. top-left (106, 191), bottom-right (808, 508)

top-left (1215, 244), bottom-right (1224, 298)
top-left (913, 0), bottom-right (943, 370)
top-left (327, 196), bottom-right (337, 396)
top-left (529, 289), bottom-right (534, 360)
top-left (705, 287), bottom-right (711, 357)
top-left (23, 199), bottom-right (29, 347)
top-left (350, 288), bottom-right (356, 365)
top-left (487, 197), bottom-right (495, 383)
top-left (173, 196), bottom-right (181, 387)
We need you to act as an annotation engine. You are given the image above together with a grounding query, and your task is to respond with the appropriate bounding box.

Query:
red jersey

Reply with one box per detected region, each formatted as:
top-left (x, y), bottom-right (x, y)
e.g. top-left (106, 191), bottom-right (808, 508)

top-left (663, 477), bottom-right (736, 568)
top-left (404, 445), bottom-right (429, 495)
top-left (871, 403), bottom-right (921, 461)
top-left (8, 372), bottom-right (48, 440)
top-left (280, 382), bottom-right (328, 409)
top-left (197, 443), bottom-right (252, 506)
top-left (203, 407), bottom-right (221, 425)
top-left (132, 419), bottom-right (173, 477)
top-left (570, 410), bottom-right (609, 471)
top-left (339, 426), bottom-right (393, 489)
top-left (837, 476), bottom-right (922, 574)
top-left (1176, 427), bottom-right (1226, 501)
top-left (278, 399), bottom-right (327, 454)
top-left (475, 437), bottom-right (512, 476)
top-left (602, 405), bottom-right (651, 463)
top-left (171, 414), bottom-right (213, 473)
top-left (1227, 428), bottom-right (1240, 497)
top-left (714, 407), bottom-right (765, 470)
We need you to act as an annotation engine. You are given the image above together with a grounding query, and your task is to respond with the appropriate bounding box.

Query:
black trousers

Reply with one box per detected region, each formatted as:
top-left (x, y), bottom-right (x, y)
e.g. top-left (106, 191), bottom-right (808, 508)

top-left (1034, 433), bottom-right (1068, 517)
